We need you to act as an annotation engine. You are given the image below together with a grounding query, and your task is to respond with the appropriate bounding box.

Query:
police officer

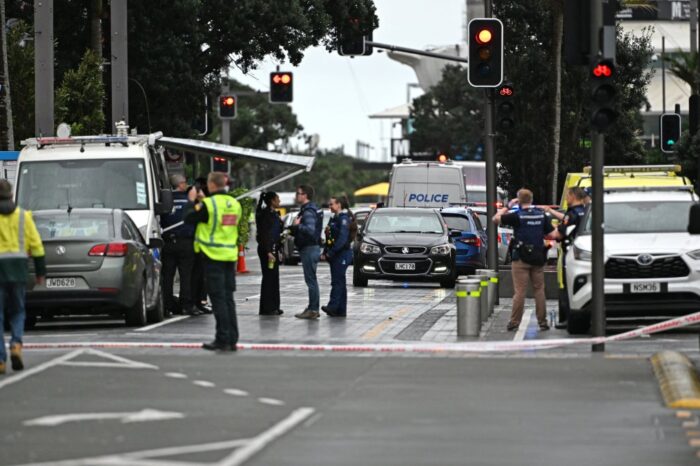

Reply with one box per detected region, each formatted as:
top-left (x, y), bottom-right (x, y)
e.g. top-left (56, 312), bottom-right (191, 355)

top-left (546, 186), bottom-right (588, 328)
top-left (184, 172), bottom-right (242, 352)
top-left (321, 195), bottom-right (355, 317)
top-left (160, 174), bottom-right (200, 316)
top-left (493, 188), bottom-right (554, 332)
top-left (0, 180), bottom-right (45, 374)
top-left (255, 191), bottom-right (283, 316)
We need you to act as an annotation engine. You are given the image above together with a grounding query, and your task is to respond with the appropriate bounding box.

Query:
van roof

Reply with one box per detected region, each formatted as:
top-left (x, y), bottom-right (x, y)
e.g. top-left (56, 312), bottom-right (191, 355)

top-left (18, 135), bottom-right (154, 163)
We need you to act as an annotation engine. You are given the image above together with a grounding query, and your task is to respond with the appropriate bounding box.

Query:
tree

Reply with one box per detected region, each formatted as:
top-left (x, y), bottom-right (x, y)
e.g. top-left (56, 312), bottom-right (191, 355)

top-left (664, 50), bottom-right (699, 94)
top-left (55, 50), bottom-right (105, 135)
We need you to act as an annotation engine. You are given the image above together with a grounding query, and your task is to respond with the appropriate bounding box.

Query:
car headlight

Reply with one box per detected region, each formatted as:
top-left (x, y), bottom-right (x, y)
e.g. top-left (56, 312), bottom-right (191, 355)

top-left (573, 244), bottom-right (592, 261)
top-left (430, 244), bottom-right (452, 255)
top-left (360, 242), bottom-right (381, 254)
top-left (687, 249), bottom-right (700, 260)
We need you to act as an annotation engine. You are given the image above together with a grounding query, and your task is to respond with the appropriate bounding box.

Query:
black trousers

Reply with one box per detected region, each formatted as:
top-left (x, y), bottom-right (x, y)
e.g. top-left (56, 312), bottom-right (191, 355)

top-left (205, 258), bottom-right (238, 345)
top-left (191, 252), bottom-right (207, 305)
top-left (161, 238), bottom-right (194, 312)
top-left (257, 246), bottom-right (280, 315)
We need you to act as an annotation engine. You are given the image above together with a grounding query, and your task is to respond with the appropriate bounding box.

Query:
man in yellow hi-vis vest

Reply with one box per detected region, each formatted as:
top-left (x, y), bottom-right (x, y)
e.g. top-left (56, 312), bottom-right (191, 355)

top-left (0, 180), bottom-right (46, 374)
top-left (184, 172), bottom-right (242, 352)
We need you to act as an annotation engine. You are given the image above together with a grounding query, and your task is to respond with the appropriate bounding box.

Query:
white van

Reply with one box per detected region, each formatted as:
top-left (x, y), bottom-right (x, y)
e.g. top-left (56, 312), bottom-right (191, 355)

top-left (14, 132), bottom-right (173, 243)
top-left (387, 159), bottom-right (506, 208)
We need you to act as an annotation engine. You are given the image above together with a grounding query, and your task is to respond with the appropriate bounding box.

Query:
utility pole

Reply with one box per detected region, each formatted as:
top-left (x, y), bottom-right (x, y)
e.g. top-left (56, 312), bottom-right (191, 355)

top-left (111, 0), bottom-right (128, 128)
top-left (483, 0), bottom-right (499, 274)
top-left (34, 0), bottom-right (54, 136)
top-left (0, 0), bottom-right (14, 150)
top-left (590, 0), bottom-right (606, 352)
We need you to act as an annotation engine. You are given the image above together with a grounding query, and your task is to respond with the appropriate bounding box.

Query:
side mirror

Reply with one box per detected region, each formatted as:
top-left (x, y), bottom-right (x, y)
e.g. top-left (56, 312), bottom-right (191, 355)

top-left (689, 204), bottom-right (700, 235)
top-left (155, 189), bottom-right (173, 215)
top-left (148, 237), bottom-right (164, 249)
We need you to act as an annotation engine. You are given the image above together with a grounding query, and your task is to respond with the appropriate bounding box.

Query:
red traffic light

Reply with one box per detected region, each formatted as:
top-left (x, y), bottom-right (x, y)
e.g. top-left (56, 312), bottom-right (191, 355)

top-left (221, 96), bottom-right (235, 107)
top-left (437, 154), bottom-right (448, 163)
top-left (475, 28), bottom-right (493, 45)
top-left (272, 73), bottom-right (292, 85)
top-left (498, 85), bottom-right (514, 97)
top-left (592, 62), bottom-right (614, 78)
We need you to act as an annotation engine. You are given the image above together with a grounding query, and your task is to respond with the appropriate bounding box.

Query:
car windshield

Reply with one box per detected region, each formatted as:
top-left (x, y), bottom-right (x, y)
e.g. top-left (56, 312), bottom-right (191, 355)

top-left (442, 214), bottom-right (472, 232)
top-left (16, 159), bottom-right (148, 211)
top-left (584, 201), bottom-right (693, 234)
top-left (367, 212), bottom-right (444, 234)
top-left (33, 213), bottom-right (114, 240)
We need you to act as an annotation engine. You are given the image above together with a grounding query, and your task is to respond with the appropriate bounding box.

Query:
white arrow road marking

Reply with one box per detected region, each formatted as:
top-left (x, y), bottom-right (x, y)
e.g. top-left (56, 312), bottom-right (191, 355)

top-left (58, 348), bottom-right (159, 370)
top-left (24, 409), bottom-right (185, 427)
top-left (0, 349), bottom-right (85, 391)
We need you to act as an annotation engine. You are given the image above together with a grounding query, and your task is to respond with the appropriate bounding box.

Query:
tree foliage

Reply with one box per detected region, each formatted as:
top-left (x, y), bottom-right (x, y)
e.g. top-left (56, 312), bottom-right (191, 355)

top-left (55, 49), bottom-right (105, 135)
top-left (6, 19), bottom-right (34, 145)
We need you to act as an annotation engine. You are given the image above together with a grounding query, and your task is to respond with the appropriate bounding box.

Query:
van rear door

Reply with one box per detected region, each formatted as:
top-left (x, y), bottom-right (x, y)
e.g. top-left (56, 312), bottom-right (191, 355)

top-left (389, 165), bottom-right (465, 207)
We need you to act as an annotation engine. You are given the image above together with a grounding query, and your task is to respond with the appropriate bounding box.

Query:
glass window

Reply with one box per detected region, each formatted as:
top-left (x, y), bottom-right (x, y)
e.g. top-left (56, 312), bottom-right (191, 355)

top-left (442, 214), bottom-right (472, 232)
top-left (33, 212), bottom-right (114, 240)
top-left (584, 201), bottom-right (693, 234)
top-left (466, 190), bottom-right (487, 203)
top-left (124, 215), bottom-right (145, 244)
top-left (366, 212), bottom-right (444, 234)
top-left (16, 159), bottom-right (149, 211)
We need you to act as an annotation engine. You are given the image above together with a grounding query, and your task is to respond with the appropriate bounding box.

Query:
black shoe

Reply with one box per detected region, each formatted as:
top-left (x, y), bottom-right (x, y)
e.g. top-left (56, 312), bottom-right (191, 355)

top-left (506, 323), bottom-right (519, 331)
top-left (322, 305), bottom-right (339, 316)
top-left (186, 307), bottom-right (204, 316)
top-left (555, 321), bottom-right (568, 330)
top-left (276, 309), bottom-right (284, 315)
top-left (202, 341), bottom-right (228, 351)
top-left (197, 304), bottom-right (213, 314)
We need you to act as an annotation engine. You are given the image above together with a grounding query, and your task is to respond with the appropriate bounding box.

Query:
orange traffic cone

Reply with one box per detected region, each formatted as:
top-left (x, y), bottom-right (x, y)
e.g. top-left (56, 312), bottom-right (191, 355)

top-left (237, 244), bottom-right (250, 273)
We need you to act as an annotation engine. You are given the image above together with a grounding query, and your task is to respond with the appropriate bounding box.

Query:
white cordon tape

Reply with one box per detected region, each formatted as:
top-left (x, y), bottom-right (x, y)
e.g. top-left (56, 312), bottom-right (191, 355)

top-left (22, 311), bottom-right (700, 354)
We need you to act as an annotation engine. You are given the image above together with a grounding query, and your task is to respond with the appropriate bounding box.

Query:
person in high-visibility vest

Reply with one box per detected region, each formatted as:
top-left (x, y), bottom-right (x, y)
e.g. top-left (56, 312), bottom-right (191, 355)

top-left (0, 180), bottom-right (46, 374)
top-left (184, 172), bottom-right (242, 352)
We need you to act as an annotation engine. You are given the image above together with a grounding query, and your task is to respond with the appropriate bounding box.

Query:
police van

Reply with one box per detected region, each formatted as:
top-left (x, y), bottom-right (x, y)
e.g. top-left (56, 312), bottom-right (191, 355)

top-left (14, 126), bottom-right (173, 244)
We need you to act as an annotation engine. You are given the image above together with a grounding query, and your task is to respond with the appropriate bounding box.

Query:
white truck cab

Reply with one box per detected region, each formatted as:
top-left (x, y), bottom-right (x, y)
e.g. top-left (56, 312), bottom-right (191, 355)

top-left (14, 131), bottom-right (173, 243)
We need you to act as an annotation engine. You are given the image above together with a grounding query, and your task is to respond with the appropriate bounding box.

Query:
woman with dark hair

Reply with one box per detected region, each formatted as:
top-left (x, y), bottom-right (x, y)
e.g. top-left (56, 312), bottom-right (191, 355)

top-left (321, 195), bottom-right (356, 317)
top-left (256, 191), bottom-right (284, 315)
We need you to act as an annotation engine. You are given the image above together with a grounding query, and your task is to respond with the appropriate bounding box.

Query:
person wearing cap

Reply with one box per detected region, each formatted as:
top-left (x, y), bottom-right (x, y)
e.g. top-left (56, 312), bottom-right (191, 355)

top-left (0, 180), bottom-right (46, 374)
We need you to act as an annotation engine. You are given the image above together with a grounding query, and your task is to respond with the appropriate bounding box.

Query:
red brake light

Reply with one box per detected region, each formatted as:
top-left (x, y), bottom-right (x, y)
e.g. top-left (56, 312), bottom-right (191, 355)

top-left (88, 244), bottom-right (107, 256)
top-left (459, 236), bottom-right (481, 247)
top-left (106, 243), bottom-right (129, 257)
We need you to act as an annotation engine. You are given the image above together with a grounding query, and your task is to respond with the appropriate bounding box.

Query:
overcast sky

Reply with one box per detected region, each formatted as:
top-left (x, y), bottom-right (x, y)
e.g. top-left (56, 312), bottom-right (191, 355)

top-left (229, 0), bottom-right (466, 162)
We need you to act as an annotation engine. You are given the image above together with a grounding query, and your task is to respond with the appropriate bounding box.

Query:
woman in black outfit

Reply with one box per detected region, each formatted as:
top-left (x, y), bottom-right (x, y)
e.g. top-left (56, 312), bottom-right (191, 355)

top-left (256, 192), bottom-right (284, 315)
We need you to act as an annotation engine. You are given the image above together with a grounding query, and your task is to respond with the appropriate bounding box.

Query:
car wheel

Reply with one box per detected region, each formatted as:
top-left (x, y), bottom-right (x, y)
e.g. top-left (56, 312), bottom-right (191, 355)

top-left (147, 285), bottom-right (165, 323)
top-left (353, 266), bottom-right (368, 287)
top-left (567, 310), bottom-right (590, 335)
top-left (125, 281), bottom-right (148, 327)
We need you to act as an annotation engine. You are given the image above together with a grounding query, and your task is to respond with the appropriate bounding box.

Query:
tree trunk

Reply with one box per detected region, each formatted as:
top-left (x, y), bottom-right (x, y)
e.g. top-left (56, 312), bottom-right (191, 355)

top-left (0, 0), bottom-right (14, 150)
top-left (550, 1), bottom-right (563, 204)
top-left (89, 0), bottom-right (103, 56)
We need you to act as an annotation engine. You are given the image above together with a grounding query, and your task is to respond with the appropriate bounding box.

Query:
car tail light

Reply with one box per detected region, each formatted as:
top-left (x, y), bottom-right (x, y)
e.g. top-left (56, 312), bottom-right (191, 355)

top-left (458, 236), bottom-right (481, 247)
top-left (88, 244), bottom-right (107, 256)
top-left (106, 243), bottom-right (129, 257)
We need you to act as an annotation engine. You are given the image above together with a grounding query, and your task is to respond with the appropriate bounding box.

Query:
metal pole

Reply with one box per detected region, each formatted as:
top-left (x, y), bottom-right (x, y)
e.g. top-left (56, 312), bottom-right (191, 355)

top-left (485, 89), bottom-right (498, 272)
top-left (662, 36), bottom-right (666, 114)
top-left (366, 41), bottom-right (468, 63)
top-left (591, 0), bottom-right (605, 352)
top-left (0, 0), bottom-right (14, 149)
top-left (34, 0), bottom-right (54, 136)
top-left (111, 0), bottom-right (128, 128)
top-left (221, 82), bottom-right (231, 145)
top-left (691, 0), bottom-right (698, 54)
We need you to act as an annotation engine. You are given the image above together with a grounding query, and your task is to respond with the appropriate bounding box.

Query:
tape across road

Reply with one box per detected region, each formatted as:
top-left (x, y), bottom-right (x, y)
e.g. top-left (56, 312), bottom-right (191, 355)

top-left (21, 310), bottom-right (700, 354)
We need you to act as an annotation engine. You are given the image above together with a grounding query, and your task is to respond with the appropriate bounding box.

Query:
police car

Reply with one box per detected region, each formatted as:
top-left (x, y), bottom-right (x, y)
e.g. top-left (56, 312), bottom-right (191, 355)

top-left (565, 186), bottom-right (700, 334)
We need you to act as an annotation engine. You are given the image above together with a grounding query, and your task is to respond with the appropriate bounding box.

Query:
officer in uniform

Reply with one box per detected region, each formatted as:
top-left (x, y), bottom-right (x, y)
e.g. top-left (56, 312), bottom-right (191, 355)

top-left (494, 188), bottom-right (554, 332)
top-left (160, 174), bottom-right (200, 316)
top-left (184, 172), bottom-right (242, 352)
top-left (321, 196), bottom-right (354, 317)
top-left (546, 186), bottom-right (588, 328)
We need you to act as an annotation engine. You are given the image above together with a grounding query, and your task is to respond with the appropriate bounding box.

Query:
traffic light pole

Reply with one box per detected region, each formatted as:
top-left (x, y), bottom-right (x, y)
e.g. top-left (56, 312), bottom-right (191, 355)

top-left (590, 0), bottom-right (606, 352)
top-left (485, 89), bottom-right (498, 274)
top-left (365, 41), bottom-right (468, 63)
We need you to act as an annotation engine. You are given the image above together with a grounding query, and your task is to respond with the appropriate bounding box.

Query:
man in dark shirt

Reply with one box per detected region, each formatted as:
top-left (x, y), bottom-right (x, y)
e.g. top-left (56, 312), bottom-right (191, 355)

top-left (493, 188), bottom-right (554, 332)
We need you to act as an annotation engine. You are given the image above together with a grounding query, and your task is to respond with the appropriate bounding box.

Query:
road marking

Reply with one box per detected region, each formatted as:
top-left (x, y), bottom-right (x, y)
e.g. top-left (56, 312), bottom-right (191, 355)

top-left (361, 307), bottom-right (411, 340)
top-left (60, 348), bottom-right (158, 370)
top-left (220, 407), bottom-right (316, 466)
top-left (24, 409), bottom-right (184, 427)
top-left (244, 294), bottom-right (261, 301)
top-left (224, 388), bottom-right (249, 397)
top-left (193, 380), bottom-right (215, 388)
top-left (258, 397), bottom-right (285, 406)
top-left (514, 307), bottom-right (535, 342)
top-left (164, 372), bottom-right (188, 379)
top-left (133, 315), bottom-right (189, 332)
top-left (0, 349), bottom-right (84, 391)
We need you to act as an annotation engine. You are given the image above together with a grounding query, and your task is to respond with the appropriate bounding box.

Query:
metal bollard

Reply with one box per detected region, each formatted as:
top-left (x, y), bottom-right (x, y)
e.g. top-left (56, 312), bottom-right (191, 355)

top-left (456, 278), bottom-right (482, 336)
top-left (467, 274), bottom-right (490, 324)
top-left (476, 268), bottom-right (499, 316)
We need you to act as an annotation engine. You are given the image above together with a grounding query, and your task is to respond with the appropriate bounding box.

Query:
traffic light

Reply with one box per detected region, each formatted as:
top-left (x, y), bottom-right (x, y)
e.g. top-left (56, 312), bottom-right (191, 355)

top-left (660, 113), bottom-right (681, 153)
top-left (211, 156), bottom-right (230, 173)
top-left (338, 17), bottom-right (373, 56)
top-left (589, 57), bottom-right (617, 132)
top-left (218, 95), bottom-right (237, 119)
top-left (269, 72), bottom-right (293, 103)
top-left (467, 18), bottom-right (504, 88)
top-left (496, 83), bottom-right (515, 131)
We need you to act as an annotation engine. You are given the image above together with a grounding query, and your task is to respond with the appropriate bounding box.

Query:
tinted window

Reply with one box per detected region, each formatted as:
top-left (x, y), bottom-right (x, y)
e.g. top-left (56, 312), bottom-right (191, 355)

top-left (34, 213), bottom-right (113, 239)
top-left (442, 214), bottom-right (472, 232)
top-left (367, 212), bottom-right (444, 234)
top-left (17, 159), bottom-right (149, 211)
top-left (585, 201), bottom-right (693, 234)
top-left (124, 215), bottom-right (145, 243)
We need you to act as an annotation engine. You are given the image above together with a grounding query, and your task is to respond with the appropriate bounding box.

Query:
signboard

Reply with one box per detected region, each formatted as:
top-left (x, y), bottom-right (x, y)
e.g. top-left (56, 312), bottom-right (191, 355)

top-left (391, 138), bottom-right (411, 158)
top-left (617, 0), bottom-right (691, 20)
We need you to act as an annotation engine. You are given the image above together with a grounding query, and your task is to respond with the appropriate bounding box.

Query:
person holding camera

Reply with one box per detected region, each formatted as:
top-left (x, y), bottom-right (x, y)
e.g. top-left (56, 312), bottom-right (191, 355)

top-left (493, 188), bottom-right (554, 332)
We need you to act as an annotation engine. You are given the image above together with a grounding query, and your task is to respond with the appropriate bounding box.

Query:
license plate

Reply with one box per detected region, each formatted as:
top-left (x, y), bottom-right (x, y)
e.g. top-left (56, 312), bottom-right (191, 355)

top-left (395, 262), bottom-right (416, 271)
top-left (630, 282), bottom-right (660, 293)
top-left (46, 278), bottom-right (77, 289)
